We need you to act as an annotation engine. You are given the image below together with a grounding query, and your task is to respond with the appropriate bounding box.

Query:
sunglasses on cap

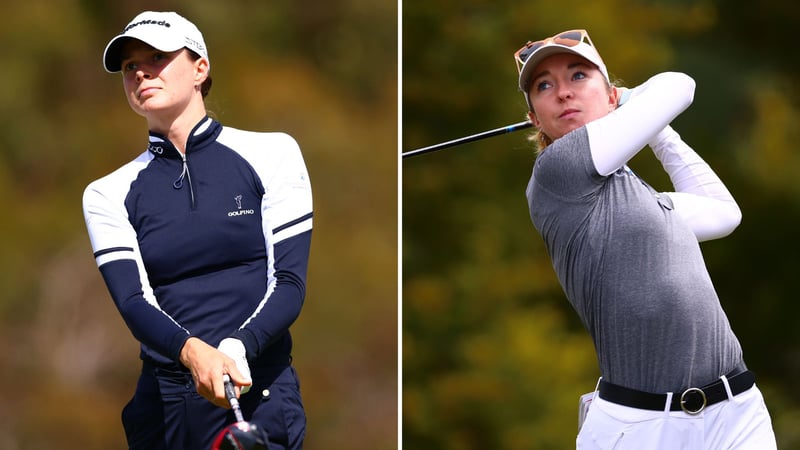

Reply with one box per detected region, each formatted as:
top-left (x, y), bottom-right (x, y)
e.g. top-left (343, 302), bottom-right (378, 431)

top-left (514, 29), bottom-right (595, 74)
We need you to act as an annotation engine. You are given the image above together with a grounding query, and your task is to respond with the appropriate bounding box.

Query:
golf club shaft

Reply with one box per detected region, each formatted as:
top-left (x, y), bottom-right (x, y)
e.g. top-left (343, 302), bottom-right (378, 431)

top-left (223, 374), bottom-right (246, 423)
top-left (402, 121), bottom-right (532, 159)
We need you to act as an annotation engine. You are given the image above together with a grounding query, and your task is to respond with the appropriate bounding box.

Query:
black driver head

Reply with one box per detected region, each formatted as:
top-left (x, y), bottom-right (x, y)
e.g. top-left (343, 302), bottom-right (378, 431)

top-left (211, 422), bottom-right (270, 450)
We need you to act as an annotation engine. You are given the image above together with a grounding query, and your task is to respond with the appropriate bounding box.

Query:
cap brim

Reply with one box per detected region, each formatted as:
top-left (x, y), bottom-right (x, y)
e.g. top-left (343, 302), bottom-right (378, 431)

top-left (102, 32), bottom-right (185, 73)
top-left (518, 45), bottom-right (588, 92)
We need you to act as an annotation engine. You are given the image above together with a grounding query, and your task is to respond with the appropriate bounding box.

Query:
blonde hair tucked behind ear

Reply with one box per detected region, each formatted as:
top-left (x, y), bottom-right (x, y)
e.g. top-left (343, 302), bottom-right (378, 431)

top-left (525, 108), bottom-right (552, 155)
top-left (529, 128), bottom-right (553, 154)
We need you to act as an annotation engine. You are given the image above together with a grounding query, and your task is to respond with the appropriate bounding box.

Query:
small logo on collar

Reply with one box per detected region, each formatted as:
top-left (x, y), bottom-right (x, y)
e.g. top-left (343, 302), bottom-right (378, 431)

top-left (148, 143), bottom-right (165, 155)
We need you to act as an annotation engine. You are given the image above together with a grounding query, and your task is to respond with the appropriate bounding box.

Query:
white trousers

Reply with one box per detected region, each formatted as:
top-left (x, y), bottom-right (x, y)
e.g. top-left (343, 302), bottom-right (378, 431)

top-left (576, 384), bottom-right (776, 449)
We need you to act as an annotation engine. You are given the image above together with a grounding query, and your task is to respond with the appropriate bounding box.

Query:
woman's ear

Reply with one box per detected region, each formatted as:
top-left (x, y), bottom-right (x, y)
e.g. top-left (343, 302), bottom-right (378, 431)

top-left (527, 110), bottom-right (540, 128)
top-left (194, 58), bottom-right (210, 84)
top-left (609, 86), bottom-right (620, 111)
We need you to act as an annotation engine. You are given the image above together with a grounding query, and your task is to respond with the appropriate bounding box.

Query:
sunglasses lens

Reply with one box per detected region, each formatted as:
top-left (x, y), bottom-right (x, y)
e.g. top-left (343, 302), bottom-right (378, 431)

top-left (518, 42), bottom-right (544, 63)
top-left (517, 31), bottom-right (587, 64)
top-left (516, 31), bottom-right (590, 75)
top-left (555, 31), bottom-right (584, 44)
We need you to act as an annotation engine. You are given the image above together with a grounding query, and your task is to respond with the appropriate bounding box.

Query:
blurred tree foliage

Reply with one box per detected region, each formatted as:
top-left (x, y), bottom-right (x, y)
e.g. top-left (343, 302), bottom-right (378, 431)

top-left (0, 0), bottom-right (397, 449)
top-left (403, 0), bottom-right (800, 448)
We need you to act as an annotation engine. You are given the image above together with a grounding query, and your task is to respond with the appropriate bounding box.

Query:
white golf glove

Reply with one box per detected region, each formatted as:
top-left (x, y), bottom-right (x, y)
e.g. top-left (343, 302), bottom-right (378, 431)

top-left (218, 338), bottom-right (252, 394)
top-left (617, 86), bottom-right (632, 106)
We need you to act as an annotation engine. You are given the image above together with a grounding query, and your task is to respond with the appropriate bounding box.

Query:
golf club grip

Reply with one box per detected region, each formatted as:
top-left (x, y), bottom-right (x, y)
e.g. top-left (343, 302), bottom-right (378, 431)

top-left (222, 374), bottom-right (246, 423)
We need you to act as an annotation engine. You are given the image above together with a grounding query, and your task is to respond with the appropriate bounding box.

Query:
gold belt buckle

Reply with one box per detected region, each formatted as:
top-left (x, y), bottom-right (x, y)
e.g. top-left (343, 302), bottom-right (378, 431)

top-left (680, 387), bottom-right (707, 415)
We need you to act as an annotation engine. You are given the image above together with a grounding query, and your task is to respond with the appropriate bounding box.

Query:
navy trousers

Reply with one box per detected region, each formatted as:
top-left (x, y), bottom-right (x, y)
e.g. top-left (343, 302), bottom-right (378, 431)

top-left (121, 362), bottom-right (306, 449)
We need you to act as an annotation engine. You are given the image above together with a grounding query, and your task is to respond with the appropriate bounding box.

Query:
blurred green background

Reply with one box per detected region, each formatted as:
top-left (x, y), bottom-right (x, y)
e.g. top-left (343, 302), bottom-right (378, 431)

top-left (0, 0), bottom-right (397, 449)
top-left (403, 0), bottom-right (800, 448)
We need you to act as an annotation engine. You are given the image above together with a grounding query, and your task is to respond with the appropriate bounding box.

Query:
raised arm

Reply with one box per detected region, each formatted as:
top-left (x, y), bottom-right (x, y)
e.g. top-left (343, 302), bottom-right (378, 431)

top-left (649, 126), bottom-right (741, 241)
top-left (586, 72), bottom-right (696, 176)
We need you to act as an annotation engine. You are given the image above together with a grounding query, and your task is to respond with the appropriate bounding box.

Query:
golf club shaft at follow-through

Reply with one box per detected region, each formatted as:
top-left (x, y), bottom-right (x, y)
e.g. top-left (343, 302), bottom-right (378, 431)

top-left (403, 120), bottom-right (532, 159)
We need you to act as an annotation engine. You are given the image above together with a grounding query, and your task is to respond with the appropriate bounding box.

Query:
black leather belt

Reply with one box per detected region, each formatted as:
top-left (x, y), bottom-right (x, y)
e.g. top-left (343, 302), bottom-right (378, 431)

top-left (598, 370), bottom-right (755, 415)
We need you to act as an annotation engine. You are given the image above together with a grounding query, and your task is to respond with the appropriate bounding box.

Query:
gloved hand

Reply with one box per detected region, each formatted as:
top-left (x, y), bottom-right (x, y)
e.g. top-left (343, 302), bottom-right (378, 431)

top-left (617, 86), bottom-right (632, 106)
top-left (217, 338), bottom-right (252, 394)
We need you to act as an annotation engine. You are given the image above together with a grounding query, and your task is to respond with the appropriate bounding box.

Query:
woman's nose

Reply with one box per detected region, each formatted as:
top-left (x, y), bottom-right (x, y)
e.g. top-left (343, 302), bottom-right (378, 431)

top-left (135, 69), bottom-right (150, 82)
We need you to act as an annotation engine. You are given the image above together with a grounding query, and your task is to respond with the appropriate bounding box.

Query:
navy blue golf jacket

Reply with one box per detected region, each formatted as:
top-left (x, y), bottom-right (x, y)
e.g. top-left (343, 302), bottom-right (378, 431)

top-left (83, 117), bottom-right (313, 369)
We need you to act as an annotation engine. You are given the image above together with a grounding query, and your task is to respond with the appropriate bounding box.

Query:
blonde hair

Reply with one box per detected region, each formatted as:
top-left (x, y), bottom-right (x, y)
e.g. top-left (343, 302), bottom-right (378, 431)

top-left (530, 128), bottom-right (553, 154)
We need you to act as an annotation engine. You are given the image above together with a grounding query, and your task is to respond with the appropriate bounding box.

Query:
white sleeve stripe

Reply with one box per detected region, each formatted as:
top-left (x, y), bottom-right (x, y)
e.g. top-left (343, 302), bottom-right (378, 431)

top-left (95, 249), bottom-right (135, 266)
top-left (272, 217), bottom-right (313, 243)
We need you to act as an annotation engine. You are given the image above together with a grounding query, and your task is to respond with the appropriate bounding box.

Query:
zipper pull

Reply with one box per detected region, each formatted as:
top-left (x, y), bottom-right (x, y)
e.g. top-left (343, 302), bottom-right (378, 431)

top-left (172, 152), bottom-right (196, 208)
top-left (173, 159), bottom-right (188, 189)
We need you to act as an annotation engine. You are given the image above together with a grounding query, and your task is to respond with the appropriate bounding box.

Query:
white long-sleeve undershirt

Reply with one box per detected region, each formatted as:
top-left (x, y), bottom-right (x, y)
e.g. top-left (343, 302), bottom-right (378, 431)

top-left (649, 126), bottom-right (741, 241)
top-left (586, 72), bottom-right (741, 242)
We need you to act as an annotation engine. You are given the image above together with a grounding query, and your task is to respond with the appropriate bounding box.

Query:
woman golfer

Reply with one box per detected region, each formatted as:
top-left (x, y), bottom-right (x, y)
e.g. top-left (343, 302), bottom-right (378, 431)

top-left (83, 11), bottom-right (311, 449)
top-left (517, 29), bottom-right (776, 448)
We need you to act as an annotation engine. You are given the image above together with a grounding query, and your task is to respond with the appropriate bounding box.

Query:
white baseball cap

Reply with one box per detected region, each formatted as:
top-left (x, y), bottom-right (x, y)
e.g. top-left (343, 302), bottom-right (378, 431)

top-left (516, 30), bottom-right (608, 109)
top-left (103, 11), bottom-right (209, 73)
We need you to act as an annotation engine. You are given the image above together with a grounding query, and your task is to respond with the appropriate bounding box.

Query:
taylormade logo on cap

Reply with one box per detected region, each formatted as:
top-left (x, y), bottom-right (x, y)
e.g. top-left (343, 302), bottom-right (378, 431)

top-left (123, 18), bottom-right (172, 33)
top-left (103, 11), bottom-right (209, 73)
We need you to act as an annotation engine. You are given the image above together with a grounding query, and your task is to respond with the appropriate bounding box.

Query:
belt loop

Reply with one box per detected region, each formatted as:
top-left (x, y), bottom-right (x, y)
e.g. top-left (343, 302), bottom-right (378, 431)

top-left (720, 374), bottom-right (734, 400)
top-left (664, 392), bottom-right (673, 413)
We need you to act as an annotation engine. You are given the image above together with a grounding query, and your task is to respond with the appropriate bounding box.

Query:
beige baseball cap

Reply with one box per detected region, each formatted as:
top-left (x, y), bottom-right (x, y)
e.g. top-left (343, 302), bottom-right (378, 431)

top-left (516, 30), bottom-right (608, 110)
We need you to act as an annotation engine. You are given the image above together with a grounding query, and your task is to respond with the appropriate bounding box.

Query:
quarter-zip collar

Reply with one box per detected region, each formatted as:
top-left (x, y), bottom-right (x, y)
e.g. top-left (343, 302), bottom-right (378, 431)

top-left (146, 116), bottom-right (221, 159)
top-left (145, 116), bottom-right (222, 210)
